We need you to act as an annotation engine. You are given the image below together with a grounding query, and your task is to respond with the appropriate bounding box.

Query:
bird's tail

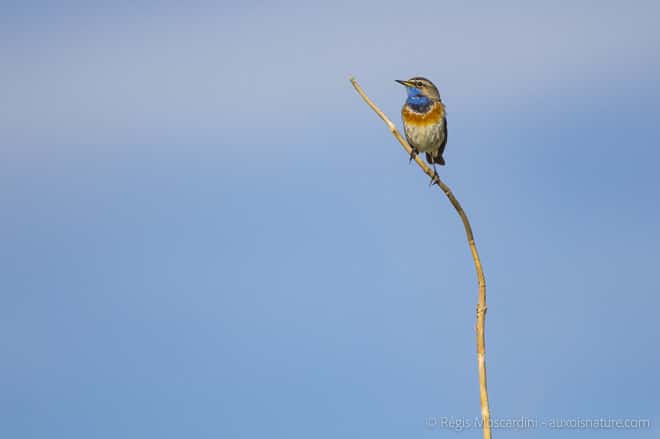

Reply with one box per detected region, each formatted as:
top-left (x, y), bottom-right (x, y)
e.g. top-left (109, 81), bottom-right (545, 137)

top-left (426, 152), bottom-right (445, 166)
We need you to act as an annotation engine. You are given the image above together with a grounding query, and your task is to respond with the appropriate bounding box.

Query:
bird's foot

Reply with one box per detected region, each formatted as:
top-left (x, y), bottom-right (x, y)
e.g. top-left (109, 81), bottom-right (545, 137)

top-left (429, 167), bottom-right (440, 187)
top-left (408, 149), bottom-right (418, 164)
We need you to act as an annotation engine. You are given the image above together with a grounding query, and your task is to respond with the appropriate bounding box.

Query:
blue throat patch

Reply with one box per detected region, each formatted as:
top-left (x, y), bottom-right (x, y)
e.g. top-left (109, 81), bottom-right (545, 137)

top-left (405, 88), bottom-right (432, 113)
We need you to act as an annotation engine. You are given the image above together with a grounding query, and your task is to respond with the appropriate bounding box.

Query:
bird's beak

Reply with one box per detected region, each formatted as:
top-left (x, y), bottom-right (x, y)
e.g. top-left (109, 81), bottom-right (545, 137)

top-left (396, 79), bottom-right (413, 87)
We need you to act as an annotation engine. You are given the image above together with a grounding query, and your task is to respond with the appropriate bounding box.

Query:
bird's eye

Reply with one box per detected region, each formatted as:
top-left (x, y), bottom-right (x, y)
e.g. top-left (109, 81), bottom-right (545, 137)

top-left (416, 81), bottom-right (423, 87)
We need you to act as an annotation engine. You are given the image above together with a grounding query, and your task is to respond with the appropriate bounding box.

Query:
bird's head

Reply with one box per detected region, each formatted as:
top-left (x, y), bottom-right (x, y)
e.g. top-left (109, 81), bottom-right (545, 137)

top-left (396, 77), bottom-right (441, 107)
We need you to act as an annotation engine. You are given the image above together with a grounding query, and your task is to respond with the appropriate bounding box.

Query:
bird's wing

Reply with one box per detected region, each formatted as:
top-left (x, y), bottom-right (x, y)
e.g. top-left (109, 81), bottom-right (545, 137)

top-left (439, 118), bottom-right (448, 155)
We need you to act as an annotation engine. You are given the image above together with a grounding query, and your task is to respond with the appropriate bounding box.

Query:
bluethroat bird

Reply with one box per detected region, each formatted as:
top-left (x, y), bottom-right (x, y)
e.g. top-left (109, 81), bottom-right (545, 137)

top-left (396, 77), bottom-right (447, 182)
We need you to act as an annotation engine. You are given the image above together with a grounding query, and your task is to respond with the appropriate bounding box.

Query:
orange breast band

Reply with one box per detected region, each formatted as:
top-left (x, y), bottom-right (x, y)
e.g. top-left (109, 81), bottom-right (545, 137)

top-left (402, 102), bottom-right (445, 126)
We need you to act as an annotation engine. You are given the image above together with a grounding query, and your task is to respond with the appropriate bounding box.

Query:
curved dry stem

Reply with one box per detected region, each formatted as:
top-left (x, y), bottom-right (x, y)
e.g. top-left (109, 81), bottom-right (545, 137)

top-left (350, 77), bottom-right (492, 439)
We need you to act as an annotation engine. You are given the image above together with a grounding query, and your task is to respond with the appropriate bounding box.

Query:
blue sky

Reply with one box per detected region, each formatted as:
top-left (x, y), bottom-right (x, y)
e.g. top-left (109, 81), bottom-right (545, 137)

top-left (1, 1), bottom-right (659, 438)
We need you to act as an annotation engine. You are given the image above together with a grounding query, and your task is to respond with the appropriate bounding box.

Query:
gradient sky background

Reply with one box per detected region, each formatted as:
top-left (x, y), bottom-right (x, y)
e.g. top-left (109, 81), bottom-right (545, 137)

top-left (2, 1), bottom-right (659, 438)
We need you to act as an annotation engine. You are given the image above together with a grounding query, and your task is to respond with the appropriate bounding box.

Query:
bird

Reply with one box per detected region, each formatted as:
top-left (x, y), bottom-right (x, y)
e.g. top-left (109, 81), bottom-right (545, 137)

top-left (396, 77), bottom-right (447, 182)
